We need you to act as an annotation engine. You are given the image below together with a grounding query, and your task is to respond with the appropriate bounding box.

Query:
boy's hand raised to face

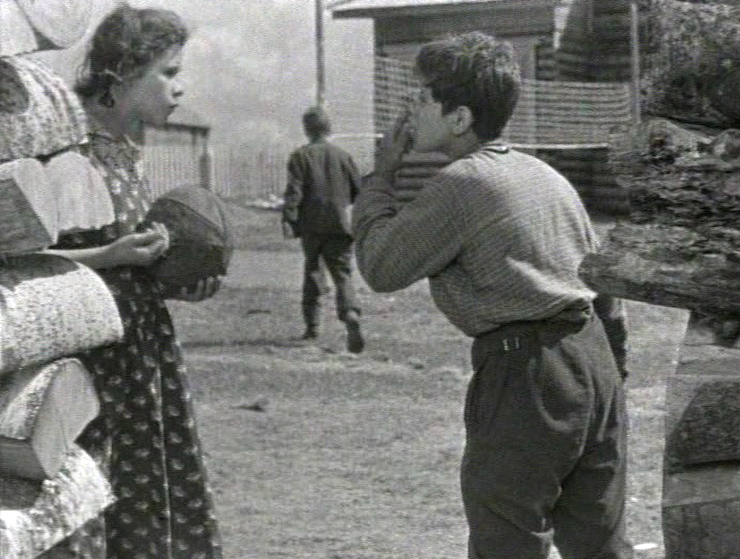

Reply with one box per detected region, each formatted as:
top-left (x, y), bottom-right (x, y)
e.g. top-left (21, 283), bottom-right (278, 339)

top-left (376, 105), bottom-right (414, 182)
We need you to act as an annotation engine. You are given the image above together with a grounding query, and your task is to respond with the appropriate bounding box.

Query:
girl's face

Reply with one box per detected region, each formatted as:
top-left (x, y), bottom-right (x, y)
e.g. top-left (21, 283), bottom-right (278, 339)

top-left (116, 45), bottom-right (184, 127)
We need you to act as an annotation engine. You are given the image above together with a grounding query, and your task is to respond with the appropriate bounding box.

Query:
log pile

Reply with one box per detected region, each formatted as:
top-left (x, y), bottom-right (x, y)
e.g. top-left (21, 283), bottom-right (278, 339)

top-left (579, 2), bottom-right (740, 557)
top-left (581, 117), bottom-right (740, 316)
top-left (0, 2), bottom-right (120, 558)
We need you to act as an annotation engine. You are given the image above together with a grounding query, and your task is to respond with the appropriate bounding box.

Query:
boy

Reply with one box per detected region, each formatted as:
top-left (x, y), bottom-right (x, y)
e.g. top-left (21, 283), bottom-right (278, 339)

top-left (352, 32), bottom-right (631, 559)
top-left (282, 106), bottom-right (364, 353)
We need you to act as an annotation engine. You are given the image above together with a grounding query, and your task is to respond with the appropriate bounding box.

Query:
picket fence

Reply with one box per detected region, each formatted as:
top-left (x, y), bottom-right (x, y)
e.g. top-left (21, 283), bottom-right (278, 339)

top-left (142, 143), bottom-right (291, 202)
top-left (144, 134), bottom-right (374, 201)
top-left (142, 137), bottom-right (376, 202)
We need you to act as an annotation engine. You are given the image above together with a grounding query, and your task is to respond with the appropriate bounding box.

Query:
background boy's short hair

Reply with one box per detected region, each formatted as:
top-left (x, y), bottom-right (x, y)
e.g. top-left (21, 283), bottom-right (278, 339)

top-left (303, 106), bottom-right (331, 137)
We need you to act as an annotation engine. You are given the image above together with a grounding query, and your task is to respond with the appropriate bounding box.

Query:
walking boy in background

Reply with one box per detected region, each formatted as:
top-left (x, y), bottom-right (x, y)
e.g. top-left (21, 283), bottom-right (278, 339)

top-left (282, 106), bottom-right (364, 353)
top-left (352, 32), bottom-right (632, 559)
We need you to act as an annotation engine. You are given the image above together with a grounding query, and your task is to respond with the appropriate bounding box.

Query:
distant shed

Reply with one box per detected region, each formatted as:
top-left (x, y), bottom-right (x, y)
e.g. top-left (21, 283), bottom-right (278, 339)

top-left (142, 106), bottom-right (210, 150)
top-left (331, 0), bottom-right (638, 214)
top-left (332, 0), bottom-right (559, 79)
top-left (141, 106), bottom-right (213, 195)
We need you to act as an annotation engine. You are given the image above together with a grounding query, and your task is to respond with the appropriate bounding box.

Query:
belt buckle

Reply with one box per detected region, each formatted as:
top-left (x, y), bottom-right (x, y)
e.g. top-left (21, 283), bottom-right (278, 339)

top-left (502, 336), bottom-right (521, 352)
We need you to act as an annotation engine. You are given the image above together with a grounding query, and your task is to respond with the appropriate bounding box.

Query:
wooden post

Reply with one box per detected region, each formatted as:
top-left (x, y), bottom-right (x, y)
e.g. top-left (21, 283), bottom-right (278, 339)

top-left (199, 147), bottom-right (214, 191)
top-left (315, 0), bottom-right (326, 108)
top-left (629, 0), bottom-right (641, 125)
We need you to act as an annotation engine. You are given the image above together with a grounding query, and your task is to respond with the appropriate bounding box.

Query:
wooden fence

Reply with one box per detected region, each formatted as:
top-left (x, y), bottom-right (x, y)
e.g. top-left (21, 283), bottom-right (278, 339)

top-left (143, 143), bottom-right (291, 201)
top-left (143, 137), bottom-right (375, 202)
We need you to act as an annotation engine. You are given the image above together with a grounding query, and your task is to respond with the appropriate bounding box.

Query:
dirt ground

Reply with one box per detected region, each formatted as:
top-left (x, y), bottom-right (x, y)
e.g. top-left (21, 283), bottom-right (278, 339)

top-left (166, 205), bottom-right (687, 559)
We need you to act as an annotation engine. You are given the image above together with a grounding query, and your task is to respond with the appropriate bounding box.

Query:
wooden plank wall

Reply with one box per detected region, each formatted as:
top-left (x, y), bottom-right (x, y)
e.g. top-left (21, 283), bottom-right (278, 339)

top-left (550, 0), bottom-right (636, 215)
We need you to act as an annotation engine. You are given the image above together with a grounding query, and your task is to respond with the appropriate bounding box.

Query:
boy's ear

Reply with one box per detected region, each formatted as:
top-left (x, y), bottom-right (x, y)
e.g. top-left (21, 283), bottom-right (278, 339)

top-left (451, 105), bottom-right (474, 136)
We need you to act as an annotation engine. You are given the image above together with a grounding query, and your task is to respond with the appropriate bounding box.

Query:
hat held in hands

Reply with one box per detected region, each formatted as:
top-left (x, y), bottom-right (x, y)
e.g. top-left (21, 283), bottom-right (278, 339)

top-left (142, 186), bottom-right (235, 290)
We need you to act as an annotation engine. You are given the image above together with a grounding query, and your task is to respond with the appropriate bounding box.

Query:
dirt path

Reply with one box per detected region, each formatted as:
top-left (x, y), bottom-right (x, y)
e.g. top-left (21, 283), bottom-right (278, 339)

top-left (169, 241), bottom-right (682, 558)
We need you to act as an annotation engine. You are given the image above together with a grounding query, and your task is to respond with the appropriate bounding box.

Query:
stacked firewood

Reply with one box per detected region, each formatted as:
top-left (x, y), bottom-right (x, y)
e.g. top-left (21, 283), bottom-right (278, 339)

top-left (581, 0), bottom-right (740, 317)
top-left (579, 2), bottom-right (740, 557)
top-left (0, 2), bottom-right (123, 558)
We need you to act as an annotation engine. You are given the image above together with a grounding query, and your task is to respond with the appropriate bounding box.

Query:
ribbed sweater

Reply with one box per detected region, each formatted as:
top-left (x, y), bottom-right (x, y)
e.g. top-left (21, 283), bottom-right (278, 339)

top-left (353, 144), bottom-right (599, 337)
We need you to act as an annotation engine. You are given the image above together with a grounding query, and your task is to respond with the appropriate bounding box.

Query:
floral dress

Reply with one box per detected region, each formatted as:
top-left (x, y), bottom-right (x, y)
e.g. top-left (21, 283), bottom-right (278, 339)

top-left (53, 125), bottom-right (223, 559)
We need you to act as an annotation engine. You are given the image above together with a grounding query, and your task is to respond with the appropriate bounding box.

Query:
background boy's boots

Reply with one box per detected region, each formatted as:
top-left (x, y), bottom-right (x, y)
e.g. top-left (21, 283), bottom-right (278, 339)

top-left (302, 304), bottom-right (320, 340)
top-left (301, 325), bottom-right (319, 340)
top-left (344, 309), bottom-right (364, 353)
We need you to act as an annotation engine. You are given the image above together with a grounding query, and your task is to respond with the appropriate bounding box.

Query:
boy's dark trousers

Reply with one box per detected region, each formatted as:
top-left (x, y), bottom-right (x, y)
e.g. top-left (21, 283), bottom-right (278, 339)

top-left (300, 232), bottom-right (359, 328)
top-left (462, 310), bottom-right (633, 559)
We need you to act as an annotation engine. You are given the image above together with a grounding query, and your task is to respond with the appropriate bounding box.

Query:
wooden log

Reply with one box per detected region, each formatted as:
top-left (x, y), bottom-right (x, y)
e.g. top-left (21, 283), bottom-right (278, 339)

top-left (587, 198), bottom-right (630, 215)
top-left (0, 358), bottom-right (99, 480)
top-left (0, 159), bottom-right (58, 254)
top-left (0, 254), bottom-right (124, 375)
top-left (0, 445), bottom-right (113, 559)
top-left (579, 221), bottom-right (740, 316)
top-left (663, 465), bottom-right (740, 559)
top-left (0, 56), bottom-right (87, 163)
top-left (46, 151), bottom-right (115, 235)
top-left (607, 118), bottom-right (714, 176)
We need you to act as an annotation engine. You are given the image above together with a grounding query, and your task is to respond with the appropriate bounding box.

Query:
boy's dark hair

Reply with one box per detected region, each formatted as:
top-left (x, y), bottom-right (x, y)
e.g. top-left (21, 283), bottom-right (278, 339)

top-left (303, 106), bottom-right (332, 139)
top-left (75, 3), bottom-right (188, 104)
top-left (415, 32), bottom-right (521, 141)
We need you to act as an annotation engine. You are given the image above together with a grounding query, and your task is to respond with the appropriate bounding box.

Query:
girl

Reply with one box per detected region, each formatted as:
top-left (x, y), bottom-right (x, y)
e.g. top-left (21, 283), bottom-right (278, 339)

top-left (49, 5), bottom-right (223, 558)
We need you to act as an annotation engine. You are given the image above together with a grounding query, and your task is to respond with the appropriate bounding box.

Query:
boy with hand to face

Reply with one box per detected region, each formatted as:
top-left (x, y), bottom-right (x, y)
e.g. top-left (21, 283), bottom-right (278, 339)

top-left (352, 32), bottom-right (632, 559)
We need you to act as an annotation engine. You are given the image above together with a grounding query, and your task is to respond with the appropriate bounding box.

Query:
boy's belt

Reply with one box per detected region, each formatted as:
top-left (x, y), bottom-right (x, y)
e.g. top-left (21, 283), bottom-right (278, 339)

top-left (475, 302), bottom-right (593, 354)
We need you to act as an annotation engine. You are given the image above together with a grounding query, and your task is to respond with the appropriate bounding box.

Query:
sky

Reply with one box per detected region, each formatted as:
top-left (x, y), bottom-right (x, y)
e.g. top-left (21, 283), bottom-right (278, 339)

top-left (36, 0), bottom-right (374, 147)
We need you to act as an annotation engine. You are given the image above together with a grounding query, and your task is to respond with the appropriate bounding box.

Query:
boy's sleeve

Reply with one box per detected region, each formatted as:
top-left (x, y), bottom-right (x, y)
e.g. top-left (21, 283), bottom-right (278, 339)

top-left (593, 293), bottom-right (629, 380)
top-left (352, 173), bottom-right (463, 293)
top-left (346, 154), bottom-right (360, 203)
top-left (282, 151), bottom-right (303, 226)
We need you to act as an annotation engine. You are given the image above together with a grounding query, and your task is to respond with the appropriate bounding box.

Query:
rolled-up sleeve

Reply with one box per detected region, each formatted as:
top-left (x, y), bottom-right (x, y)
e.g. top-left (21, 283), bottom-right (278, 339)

top-left (352, 174), bottom-right (463, 292)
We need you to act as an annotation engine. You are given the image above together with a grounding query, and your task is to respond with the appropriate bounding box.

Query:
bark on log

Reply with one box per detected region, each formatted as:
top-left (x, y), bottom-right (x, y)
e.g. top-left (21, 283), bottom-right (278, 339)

top-left (0, 254), bottom-right (124, 375)
top-left (606, 117), bottom-right (740, 230)
top-left (579, 221), bottom-right (740, 316)
top-left (0, 56), bottom-right (87, 163)
top-left (0, 446), bottom-right (113, 559)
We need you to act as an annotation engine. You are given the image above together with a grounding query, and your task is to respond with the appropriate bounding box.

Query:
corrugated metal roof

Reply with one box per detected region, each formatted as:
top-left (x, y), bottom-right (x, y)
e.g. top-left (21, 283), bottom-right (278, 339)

top-left (333, 0), bottom-right (503, 9)
top-left (331, 0), bottom-right (553, 13)
top-left (332, 0), bottom-right (558, 19)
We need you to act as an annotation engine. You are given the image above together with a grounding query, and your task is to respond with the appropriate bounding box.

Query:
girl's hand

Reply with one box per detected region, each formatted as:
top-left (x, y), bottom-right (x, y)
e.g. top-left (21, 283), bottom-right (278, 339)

top-left (175, 276), bottom-right (222, 302)
top-left (105, 228), bottom-right (168, 267)
top-left (148, 221), bottom-right (170, 252)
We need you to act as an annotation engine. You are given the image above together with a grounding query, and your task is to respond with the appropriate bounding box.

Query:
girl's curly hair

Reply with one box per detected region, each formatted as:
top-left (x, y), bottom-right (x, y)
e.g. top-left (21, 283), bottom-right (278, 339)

top-left (75, 3), bottom-right (188, 106)
top-left (416, 32), bottom-right (521, 141)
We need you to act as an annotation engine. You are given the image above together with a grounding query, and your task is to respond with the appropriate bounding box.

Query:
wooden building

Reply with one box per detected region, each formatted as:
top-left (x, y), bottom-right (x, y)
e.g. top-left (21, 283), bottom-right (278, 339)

top-left (141, 106), bottom-right (214, 195)
top-left (142, 106), bottom-right (210, 149)
top-left (331, 0), bottom-right (639, 214)
top-left (332, 0), bottom-right (560, 79)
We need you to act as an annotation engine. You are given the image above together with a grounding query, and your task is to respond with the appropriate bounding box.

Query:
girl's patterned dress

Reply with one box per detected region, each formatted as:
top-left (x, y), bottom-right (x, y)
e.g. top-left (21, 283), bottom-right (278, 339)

top-left (54, 125), bottom-right (223, 559)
